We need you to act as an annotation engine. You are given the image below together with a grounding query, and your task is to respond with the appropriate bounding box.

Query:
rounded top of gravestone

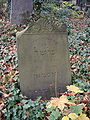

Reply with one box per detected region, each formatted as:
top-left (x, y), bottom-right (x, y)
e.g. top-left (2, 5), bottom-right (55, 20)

top-left (16, 18), bottom-right (67, 38)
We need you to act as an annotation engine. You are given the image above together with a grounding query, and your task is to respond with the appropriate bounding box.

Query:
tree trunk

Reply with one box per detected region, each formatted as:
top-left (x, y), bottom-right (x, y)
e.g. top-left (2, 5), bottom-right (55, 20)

top-left (10, 0), bottom-right (33, 25)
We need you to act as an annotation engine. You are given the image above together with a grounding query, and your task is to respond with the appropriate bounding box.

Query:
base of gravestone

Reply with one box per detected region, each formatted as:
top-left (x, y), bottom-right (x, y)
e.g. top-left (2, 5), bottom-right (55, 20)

top-left (20, 85), bottom-right (68, 100)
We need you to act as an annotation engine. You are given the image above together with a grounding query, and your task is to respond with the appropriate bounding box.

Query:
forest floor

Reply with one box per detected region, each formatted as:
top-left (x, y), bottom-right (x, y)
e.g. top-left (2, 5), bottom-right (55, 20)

top-left (0, 7), bottom-right (90, 120)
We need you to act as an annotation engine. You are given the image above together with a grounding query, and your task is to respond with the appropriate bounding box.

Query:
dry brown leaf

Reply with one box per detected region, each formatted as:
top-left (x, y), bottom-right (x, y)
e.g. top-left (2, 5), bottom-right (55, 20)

top-left (26, 111), bottom-right (29, 118)
top-left (0, 102), bottom-right (4, 111)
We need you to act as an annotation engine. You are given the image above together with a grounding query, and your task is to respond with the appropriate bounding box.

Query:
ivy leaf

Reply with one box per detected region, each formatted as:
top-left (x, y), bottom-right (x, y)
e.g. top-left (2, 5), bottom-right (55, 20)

top-left (48, 108), bottom-right (61, 120)
top-left (78, 114), bottom-right (89, 120)
top-left (46, 106), bottom-right (55, 113)
top-left (66, 85), bottom-right (83, 93)
top-left (48, 114), bottom-right (54, 120)
top-left (52, 108), bottom-right (61, 119)
top-left (23, 104), bottom-right (30, 109)
top-left (21, 99), bottom-right (28, 104)
top-left (70, 105), bottom-right (83, 114)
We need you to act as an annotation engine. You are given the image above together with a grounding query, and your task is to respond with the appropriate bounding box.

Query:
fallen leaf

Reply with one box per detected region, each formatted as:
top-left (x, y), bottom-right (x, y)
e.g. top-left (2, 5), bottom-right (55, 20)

top-left (19, 94), bottom-right (24, 99)
top-left (66, 102), bottom-right (76, 105)
top-left (0, 102), bottom-right (4, 111)
top-left (78, 114), bottom-right (89, 120)
top-left (62, 116), bottom-right (69, 120)
top-left (68, 113), bottom-right (78, 120)
top-left (26, 111), bottom-right (29, 118)
top-left (17, 103), bottom-right (24, 106)
top-left (66, 85), bottom-right (83, 93)
top-left (3, 93), bottom-right (9, 98)
top-left (14, 29), bottom-right (17, 32)
top-left (47, 95), bottom-right (69, 111)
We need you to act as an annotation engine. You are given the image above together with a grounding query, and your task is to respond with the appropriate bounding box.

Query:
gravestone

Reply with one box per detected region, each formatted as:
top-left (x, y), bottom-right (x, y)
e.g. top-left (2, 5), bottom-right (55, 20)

top-left (72, 0), bottom-right (76, 5)
top-left (16, 18), bottom-right (71, 99)
top-left (10, 0), bottom-right (33, 25)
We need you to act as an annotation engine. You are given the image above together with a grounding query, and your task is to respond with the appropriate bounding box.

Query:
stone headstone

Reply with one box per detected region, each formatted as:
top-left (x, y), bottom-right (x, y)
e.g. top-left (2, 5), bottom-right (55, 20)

top-left (10, 0), bottom-right (33, 25)
top-left (72, 0), bottom-right (76, 5)
top-left (16, 18), bottom-right (71, 99)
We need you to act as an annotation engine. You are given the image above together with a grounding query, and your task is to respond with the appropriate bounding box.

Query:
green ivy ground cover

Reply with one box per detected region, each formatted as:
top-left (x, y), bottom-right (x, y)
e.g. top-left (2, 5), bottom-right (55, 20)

top-left (0, 2), bottom-right (90, 120)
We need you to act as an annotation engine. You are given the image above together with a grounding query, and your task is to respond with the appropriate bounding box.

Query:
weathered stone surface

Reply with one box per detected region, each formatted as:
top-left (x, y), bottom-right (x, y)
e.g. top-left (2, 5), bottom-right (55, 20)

top-left (16, 18), bottom-right (71, 99)
top-left (10, 0), bottom-right (33, 25)
top-left (72, 0), bottom-right (76, 5)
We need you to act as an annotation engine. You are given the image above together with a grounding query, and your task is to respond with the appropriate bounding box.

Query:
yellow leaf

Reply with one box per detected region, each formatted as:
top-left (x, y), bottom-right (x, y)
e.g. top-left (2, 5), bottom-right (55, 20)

top-left (59, 95), bottom-right (68, 104)
top-left (58, 103), bottom-right (65, 111)
top-left (58, 95), bottom-right (68, 111)
top-left (46, 95), bottom-right (68, 111)
top-left (11, 70), bottom-right (15, 75)
top-left (66, 85), bottom-right (83, 93)
top-left (68, 113), bottom-right (78, 120)
top-left (14, 29), bottom-right (17, 32)
top-left (67, 102), bottom-right (76, 105)
top-left (46, 98), bottom-right (60, 108)
top-left (78, 114), bottom-right (90, 120)
top-left (62, 116), bottom-right (69, 120)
